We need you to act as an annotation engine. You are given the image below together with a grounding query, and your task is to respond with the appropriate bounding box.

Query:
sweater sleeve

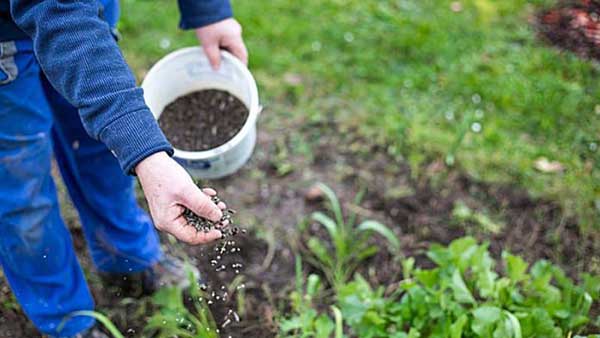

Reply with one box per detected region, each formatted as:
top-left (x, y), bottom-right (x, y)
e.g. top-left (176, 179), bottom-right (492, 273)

top-left (9, 0), bottom-right (173, 174)
top-left (177, 0), bottom-right (232, 29)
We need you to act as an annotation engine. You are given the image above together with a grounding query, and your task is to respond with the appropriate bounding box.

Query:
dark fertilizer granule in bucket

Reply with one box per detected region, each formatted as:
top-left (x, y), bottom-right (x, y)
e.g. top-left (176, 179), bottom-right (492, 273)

top-left (159, 89), bottom-right (249, 151)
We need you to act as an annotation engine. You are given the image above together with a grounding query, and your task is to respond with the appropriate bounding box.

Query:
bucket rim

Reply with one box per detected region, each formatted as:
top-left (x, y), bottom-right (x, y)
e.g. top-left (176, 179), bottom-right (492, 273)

top-left (142, 46), bottom-right (260, 161)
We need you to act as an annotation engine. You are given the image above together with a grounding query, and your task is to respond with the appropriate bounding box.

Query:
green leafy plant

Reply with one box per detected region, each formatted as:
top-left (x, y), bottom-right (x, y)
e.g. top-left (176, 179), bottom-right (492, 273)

top-left (336, 237), bottom-right (599, 338)
top-left (451, 200), bottom-right (504, 234)
top-left (302, 183), bottom-right (400, 288)
top-left (144, 268), bottom-right (218, 338)
top-left (280, 256), bottom-right (345, 338)
top-left (271, 138), bottom-right (295, 176)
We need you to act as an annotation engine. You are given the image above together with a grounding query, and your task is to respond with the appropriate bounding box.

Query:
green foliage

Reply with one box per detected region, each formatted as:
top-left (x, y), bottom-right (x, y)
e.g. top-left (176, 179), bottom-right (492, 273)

top-left (271, 138), bottom-right (295, 176)
top-left (280, 256), bottom-right (345, 338)
top-left (451, 201), bottom-right (504, 234)
top-left (336, 237), bottom-right (598, 338)
top-left (59, 310), bottom-right (125, 338)
top-left (302, 183), bottom-right (400, 288)
top-left (144, 269), bottom-right (218, 338)
top-left (59, 268), bottom-right (219, 338)
top-left (119, 0), bottom-right (600, 228)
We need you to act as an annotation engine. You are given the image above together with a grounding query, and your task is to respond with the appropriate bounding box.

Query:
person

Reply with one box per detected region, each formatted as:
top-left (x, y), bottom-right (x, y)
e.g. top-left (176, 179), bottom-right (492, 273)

top-left (0, 0), bottom-right (248, 336)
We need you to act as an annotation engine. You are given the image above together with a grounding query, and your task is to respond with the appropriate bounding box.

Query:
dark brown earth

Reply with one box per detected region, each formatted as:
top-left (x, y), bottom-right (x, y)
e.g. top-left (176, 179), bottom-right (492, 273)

top-left (536, 0), bottom-right (600, 61)
top-left (1, 116), bottom-right (598, 337)
top-left (159, 89), bottom-right (249, 151)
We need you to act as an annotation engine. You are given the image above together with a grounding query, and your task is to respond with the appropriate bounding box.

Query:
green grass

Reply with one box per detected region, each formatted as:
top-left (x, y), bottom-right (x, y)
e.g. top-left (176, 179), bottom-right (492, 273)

top-left (118, 0), bottom-right (600, 227)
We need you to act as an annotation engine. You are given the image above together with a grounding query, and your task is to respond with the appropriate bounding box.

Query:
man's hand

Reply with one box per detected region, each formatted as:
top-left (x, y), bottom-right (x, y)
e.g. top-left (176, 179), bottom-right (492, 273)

top-left (196, 18), bottom-right (248, 70)
top-left (135, 152), bottom-right (227, 245)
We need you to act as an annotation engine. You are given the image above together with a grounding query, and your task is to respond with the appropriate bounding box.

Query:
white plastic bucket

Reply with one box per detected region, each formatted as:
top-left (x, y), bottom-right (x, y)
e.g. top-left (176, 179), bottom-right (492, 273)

top-left (142, 47), bottom-right (260, 179)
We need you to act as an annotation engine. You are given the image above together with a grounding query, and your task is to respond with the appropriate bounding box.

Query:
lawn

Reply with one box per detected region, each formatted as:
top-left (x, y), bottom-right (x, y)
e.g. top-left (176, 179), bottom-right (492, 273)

top-left (119, 0), bottom-right (600, 228)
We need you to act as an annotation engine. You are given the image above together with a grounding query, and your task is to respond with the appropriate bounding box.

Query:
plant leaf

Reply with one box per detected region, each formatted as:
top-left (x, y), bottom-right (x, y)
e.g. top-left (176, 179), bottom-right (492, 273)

top-left (60, 310), bottom-right (125, 338)
top-left (472, 306), bottom-right (502, 336)
top-left (152, 287), bottom-right (185, 311)
top-left (581, 273), bottom-right (600, 300)
top-left (355, 245), bottom-right (379, 262)
top-left (315, 314), bottom-right (335, 338)
top-left (402, 257), bottom-right (415, 279)
top-left (306, 274), bottom-right (321, 298)
top-left (347, 185), bottom-right (367, 228)
top-left (357, 220), bottom-right (400, 252)
top-left (312, 211), bottom-right (340, 243)
top-left (316, 182), bottom-right (345, 228)
top-left (450, 314), bottom-right (468, 338)
top-left (504, 310), bottom-right (522, 338)
top-left (451, 269), bottom-right (475, 304)
top-left (307, 237), bottom-right (333, 267)
top-left (295, 254), bottom-right (303, 293)
top-left (502, 251), bottom-right (529, 283)
top-left (330, 305), bottom-right (344, 338)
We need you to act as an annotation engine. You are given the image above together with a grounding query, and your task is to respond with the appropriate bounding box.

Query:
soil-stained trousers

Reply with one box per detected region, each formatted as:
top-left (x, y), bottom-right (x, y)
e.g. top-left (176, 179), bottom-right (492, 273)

top-left (0, 38), bottom-right (162, 337)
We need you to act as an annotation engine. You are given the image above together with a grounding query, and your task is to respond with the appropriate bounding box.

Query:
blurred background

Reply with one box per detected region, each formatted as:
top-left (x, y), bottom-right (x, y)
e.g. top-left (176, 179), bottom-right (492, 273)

top-left (121, 0), bottom-right (600, 228)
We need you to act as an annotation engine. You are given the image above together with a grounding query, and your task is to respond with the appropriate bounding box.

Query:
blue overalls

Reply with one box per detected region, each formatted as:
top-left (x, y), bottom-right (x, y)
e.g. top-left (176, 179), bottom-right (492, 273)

top-left (0, 1), bottom-right (162, 336)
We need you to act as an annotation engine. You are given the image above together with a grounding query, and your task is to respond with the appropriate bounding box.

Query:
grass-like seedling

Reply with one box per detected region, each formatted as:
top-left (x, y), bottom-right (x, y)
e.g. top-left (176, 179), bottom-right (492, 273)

top-left (59, 268), bottom-right (220, 338)
top-left (59, 310), bottom-right (125, 338)
top-left (144, 267), bottom-right (219, 338)
top-left (302, 183), bottom-right (400, 289)
top-left (280, 256), bottom-right (345, 338)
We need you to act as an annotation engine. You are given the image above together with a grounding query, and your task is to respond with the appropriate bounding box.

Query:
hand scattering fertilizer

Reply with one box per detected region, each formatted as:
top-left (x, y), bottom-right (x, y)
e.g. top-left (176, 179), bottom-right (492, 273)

top-left (182, 195), bottom-right (244, 238)
top-left (143, 47), bottom-right (257, 335)
top-left (183, 192), bottom-right (248, 335)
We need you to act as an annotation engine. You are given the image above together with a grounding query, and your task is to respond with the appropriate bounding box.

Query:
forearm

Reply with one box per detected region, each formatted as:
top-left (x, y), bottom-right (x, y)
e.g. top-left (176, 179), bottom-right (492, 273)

top-left (10, 0), bottom-right (172, 173)
top-left (177, 0), bottom-right (232, 29)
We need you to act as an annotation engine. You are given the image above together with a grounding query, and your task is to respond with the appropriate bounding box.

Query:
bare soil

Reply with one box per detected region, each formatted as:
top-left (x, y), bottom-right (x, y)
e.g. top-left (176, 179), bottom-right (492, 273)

top-left (159, 89), bottom-right (249, 151)
top-left (0, 117), bottom-right (598, 337)
top-left (536, 0), bottom-right (600, 61)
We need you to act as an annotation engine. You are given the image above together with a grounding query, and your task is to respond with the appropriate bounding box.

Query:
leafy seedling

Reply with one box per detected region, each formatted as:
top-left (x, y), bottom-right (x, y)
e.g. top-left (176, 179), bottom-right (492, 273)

top-left (144, 267), bottom-right (219, 338)
top-left (452, 200), bottom-right (504, 234)
top-left (336, 237), bottom-right (598, 338)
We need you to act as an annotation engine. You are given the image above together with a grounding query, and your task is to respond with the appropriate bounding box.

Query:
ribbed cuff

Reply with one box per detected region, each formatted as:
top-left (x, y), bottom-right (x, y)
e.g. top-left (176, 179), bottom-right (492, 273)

top-left (179, 2), bottom-right (233, 29)
top-left (99, 108), bottom-right (174, 174)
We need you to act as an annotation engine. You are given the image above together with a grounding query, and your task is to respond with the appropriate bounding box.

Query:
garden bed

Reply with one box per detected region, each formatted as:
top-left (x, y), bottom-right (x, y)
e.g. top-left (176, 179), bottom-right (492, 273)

top-left (0, 120), bottom-right (598, 337)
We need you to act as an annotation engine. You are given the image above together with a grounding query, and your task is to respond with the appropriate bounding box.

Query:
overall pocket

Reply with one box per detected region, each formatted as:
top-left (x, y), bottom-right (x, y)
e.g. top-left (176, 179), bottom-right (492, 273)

top-left (0, 41), bottom-right (18, 85)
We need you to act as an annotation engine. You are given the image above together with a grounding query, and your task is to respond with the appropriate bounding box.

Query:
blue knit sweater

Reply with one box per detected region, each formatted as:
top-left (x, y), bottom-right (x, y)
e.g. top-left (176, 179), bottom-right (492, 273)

top-left (1, 0), bottom-right (232, 173)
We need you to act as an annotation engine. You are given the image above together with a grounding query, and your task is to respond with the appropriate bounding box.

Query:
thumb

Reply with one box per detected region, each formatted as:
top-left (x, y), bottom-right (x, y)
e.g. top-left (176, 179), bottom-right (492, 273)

top-left (203, 42), bottom-right (222, 70)
top-left (180, 185), bottom-right (223, 222)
